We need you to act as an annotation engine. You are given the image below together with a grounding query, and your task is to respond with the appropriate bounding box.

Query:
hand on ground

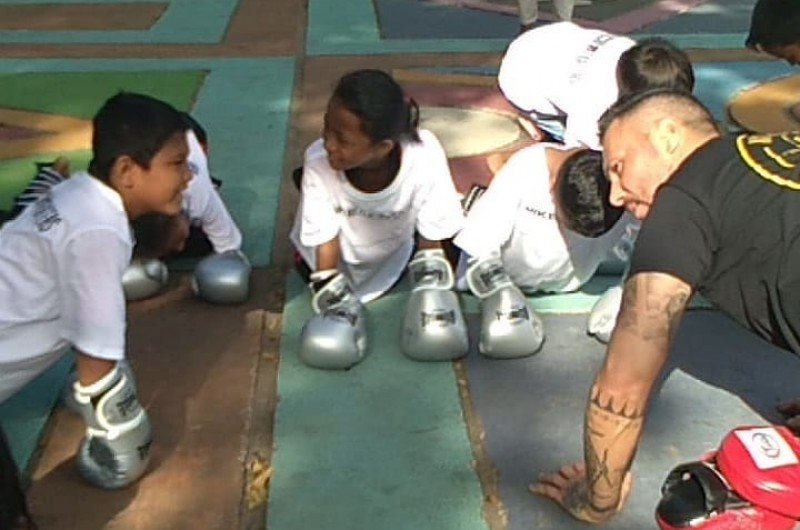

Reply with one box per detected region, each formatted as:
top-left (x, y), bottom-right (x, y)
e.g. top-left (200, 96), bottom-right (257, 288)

top-left (529, 462), bottom-right (632, 524)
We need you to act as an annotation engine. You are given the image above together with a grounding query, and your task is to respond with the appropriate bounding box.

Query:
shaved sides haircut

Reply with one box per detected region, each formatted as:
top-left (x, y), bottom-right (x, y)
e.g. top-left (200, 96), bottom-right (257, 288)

top-left (598, 88), bottom-right (720, 143)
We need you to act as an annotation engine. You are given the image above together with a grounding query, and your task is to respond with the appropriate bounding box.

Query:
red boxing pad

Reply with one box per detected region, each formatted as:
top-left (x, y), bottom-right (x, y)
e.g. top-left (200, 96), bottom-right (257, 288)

top-left (716, 425), bottom-right (800, 519)
top-left (655, 460), bottom-right (796, 530)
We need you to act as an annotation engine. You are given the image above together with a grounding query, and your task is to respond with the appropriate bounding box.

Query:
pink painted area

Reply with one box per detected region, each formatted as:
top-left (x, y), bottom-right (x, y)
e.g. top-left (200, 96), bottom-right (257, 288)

top-left (596, 0), bottom-right (711, 34)
top-left (429, 0), bottom-right (712, 33)
top-left (404, 83), bottom-right (516, 113)
top-left (403, 82), bottom-right (533, 192)
top-left (0, 124), bottom-right (47, 141)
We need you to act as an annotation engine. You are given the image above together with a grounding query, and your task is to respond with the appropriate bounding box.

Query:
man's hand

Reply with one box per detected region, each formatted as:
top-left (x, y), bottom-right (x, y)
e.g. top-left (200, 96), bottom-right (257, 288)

top-left (530, 462), bottom-right (632, 524)
top-left (778, 400), bottom-right (800, 435)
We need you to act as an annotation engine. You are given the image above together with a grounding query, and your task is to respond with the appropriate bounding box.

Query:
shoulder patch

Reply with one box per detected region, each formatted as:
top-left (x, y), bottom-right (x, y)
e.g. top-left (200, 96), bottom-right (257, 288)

top-left (736, 133), bottom-right (800, 190)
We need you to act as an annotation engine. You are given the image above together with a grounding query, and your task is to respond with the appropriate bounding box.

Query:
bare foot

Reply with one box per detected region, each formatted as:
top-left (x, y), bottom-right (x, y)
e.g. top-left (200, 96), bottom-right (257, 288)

top-left (516, 116), bottom-right (545, 142)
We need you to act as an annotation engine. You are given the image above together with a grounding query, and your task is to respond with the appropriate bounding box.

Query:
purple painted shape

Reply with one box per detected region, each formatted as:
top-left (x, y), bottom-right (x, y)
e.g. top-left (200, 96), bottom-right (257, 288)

top-left (0, 124), bottom-right (47, 141)
top-left (430, 0), bottom-right (712, 33)
top-left (597, 0), bottom-right (711, 33)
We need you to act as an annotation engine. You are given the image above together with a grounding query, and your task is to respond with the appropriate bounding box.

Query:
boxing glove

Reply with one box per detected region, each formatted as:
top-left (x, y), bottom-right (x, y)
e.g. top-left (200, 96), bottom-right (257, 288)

top-left (62, 359), bottom-right (136, 415)
top-left (73, 363), bottom-right (152, 489)
top-left (122, 258), bottom-right (168, 301)
top-left (299, 270), bottom-right (367, 370)
top-left (587, 284), bottom-right (623, 344)
top-left (466, 254), bottom-right (544, 359)
top-left (192, 249), bottom-right (252, 305)
top-left (401, 249), bottom-right (468, 361)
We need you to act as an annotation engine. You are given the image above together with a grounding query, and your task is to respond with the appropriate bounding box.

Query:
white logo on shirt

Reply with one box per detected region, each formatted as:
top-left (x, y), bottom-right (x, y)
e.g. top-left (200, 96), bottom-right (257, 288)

top-left (334, 205), bottom-right (406, 220)
top-left (33, 193), bottom-right (62, 232)
top-left (524, 205), bottom-right (556, 221)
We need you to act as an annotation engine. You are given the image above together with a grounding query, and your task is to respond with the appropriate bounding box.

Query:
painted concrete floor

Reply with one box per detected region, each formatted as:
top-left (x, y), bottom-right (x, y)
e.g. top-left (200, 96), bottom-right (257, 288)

top-left (1, 1), bottom-right (800, 529)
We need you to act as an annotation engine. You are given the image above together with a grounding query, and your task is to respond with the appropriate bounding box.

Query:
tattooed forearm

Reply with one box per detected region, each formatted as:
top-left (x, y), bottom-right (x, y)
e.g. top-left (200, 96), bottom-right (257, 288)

top-left (583, 385), bottom-right (644, 512)
top-left (616, 274), bottom-right (691, 341)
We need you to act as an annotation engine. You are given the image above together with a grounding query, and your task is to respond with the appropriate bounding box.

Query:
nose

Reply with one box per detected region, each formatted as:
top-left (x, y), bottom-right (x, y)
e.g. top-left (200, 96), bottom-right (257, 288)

top-left (609, 177), bottom-right (626, 207)
top-left (323, 133), bottom-right (338, 157)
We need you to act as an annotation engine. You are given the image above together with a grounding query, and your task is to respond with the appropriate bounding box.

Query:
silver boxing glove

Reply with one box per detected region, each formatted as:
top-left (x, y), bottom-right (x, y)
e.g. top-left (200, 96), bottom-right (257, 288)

top-left (73, 363), bottom-right (152, 490)
top-left (299, 270), bottom-right (367, 370)
top-left (587, 284), bottom-right (623, 344)
top-left (192, 249), bottom-right (252, 305)
top-left (122, 258), bottom-right (168, 301)
top-left (466, 254), bottom-right (544, 359)
top-left (401, 249), bottom-right (468, 361)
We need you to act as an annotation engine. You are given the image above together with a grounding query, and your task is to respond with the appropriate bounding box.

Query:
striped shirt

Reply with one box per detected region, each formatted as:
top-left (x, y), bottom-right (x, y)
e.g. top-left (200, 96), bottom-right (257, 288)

top-left (11, 166), bottom-right (68, 218)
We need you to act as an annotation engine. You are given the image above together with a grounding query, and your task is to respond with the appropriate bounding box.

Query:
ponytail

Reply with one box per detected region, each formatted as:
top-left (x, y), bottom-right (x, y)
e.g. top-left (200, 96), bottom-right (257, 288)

top-left (332, 69), bottom-right (421, 145)
top-left (405, 97), bottom-right (421, 143)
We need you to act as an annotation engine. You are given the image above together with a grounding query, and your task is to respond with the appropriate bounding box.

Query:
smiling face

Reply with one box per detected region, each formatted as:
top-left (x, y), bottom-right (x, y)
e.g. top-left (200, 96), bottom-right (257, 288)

top-left (117, 131), bottom-right (193, 219)
top-left (322, 97), bottom-right (392, 172)
top-left (601, 117), bottom-right (676, 220)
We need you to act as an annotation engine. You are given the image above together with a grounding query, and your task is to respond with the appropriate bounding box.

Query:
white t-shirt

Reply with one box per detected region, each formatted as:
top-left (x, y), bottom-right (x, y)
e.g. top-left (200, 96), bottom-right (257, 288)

top-left (0, 172), bottom-right (132, 403)
top-left (184, 131), bottom-right (242, 253)
top-left (291, 129), bottom-right (465, 303)
top-left (454, 144), bottom-right (636, 293)
top-left (498, 21), bottom-right (635, 150)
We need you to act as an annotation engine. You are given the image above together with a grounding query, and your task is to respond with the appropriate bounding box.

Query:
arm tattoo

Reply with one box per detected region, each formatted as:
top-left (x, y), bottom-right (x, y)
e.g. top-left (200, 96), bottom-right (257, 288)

top-left (584, 387), bottom-right (644, 512)
top-left (616, 275), bottom-right (691, 341)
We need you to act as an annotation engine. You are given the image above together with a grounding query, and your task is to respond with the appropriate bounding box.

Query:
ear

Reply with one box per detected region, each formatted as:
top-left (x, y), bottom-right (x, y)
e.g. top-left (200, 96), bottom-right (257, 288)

top-left (650, 118), bottom-right (681, 158)
top-left (108, 155), bottom-right (139, 190)
top-left (374, 138), bottom-right (396, 159)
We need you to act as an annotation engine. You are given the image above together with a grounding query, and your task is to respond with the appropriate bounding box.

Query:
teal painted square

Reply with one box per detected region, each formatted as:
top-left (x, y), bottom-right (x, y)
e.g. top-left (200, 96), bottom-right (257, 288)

top-left (0, 355), bottom-right (73, 474)
top-left (268, 272), bottom-right (488, 530)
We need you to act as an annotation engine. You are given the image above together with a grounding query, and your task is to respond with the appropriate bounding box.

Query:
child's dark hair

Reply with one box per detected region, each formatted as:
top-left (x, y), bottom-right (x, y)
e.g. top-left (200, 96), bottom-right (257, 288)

top-left (745, 0), bottom-right (800, 50)
top-left (554, 149), bottom-right (623, 238)
top-left (88, 92), bottom-right (189, 182)
top-left (332, 69), bottom-right (420, 144)
top-left (617, 38), bottom-right (695, 96)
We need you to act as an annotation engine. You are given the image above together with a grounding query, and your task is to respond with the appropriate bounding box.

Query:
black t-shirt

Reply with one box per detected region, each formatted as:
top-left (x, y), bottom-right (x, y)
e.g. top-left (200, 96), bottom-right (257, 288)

top-left (629, 133), bottom-right (800, 354)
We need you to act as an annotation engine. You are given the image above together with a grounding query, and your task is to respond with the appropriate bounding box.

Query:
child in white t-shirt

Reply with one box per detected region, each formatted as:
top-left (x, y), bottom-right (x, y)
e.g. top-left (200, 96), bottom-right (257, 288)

top-left (129, 119), bottom-right (242, 259)
top-left (290, 69), bottom-right (465, 369)
top-left (7, 114), bottom-right (246, 302)
top-left (456, 145), bottom-right (633, 292)
top-left (498, 22), bottom-right (694, 148)
top-left (455, 145), bottom-right (637, 342)
top-left (291, 69), bottom-right (464, 302)
top-left (0, 92), bottom-right (194, 504)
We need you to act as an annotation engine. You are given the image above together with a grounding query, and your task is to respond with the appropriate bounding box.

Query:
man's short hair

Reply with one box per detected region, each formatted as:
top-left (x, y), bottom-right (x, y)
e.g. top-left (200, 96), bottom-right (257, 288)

top-left (554, 149), bottom-right (624, 238)
top-left (598, 88), bottom-right (718, 144)
top-left (89, 92), bottom-right (189, 182)
top-left (617, 38), bottom-right (695, 96)
top-left (746, 0), bottom-right (800, 50)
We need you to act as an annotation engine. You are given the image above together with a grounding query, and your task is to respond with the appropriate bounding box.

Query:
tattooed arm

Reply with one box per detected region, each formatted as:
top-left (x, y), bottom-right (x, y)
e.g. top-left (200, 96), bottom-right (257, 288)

top-left (531, 271), bottom-right (692, 523)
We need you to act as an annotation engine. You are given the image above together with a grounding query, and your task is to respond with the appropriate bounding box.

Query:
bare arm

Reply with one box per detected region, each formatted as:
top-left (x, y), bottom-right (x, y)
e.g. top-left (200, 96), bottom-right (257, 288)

top-left (315, 238), bottom-right (341, 272)
top-left (75, 350), bottom-right (116, 386)
top-left (533, 271), bottom-right (692, 523)
top-left (416, 236), bottom-right (442, 251)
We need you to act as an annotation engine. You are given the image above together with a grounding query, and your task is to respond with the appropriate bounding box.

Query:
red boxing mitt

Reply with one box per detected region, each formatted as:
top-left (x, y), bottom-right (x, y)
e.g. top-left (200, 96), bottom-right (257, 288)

top-left (656, 425), bottom-right (800, 530)
top-left (716, 425), bottom-right (800, 519)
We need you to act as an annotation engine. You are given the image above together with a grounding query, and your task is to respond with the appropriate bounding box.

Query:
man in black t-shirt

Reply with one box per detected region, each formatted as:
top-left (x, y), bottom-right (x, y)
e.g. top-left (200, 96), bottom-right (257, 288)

top-left (528, 89), bottom-right (800, 524)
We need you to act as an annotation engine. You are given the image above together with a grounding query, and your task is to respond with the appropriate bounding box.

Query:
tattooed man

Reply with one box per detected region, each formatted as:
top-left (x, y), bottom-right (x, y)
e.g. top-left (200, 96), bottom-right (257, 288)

top-left (531, 88), bottom-right (800, 523)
